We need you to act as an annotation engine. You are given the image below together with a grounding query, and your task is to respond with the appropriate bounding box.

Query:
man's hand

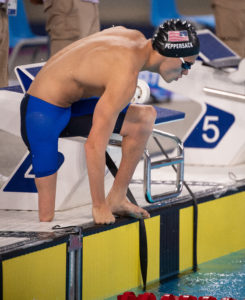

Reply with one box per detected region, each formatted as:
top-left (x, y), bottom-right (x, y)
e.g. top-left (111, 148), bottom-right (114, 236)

top-left (92, 203), bottom-right (116, 225)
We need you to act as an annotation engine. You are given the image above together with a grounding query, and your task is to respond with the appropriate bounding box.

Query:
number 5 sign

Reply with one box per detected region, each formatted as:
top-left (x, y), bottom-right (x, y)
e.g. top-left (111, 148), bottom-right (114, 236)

top-left (184, 104), bottom-right (235, 148)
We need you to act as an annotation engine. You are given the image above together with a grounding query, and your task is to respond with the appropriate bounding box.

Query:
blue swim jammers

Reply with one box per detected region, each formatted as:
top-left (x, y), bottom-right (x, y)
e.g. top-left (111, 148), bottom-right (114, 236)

top-left (20, 94), bottom-right (129, 178)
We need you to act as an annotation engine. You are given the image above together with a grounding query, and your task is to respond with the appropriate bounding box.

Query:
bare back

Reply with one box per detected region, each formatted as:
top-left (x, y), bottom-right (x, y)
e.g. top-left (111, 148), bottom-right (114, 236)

top-left (28, 27), bottom-right (150, 107)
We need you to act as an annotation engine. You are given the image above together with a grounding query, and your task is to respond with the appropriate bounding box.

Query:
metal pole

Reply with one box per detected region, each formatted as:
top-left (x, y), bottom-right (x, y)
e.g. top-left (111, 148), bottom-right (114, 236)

top-left (204, 87), bottom-right (245, 102)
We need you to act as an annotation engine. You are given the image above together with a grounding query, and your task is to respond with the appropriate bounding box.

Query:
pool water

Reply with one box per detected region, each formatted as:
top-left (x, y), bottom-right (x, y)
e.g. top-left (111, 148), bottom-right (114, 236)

top-left (113, 249), bottom-right (245, 300)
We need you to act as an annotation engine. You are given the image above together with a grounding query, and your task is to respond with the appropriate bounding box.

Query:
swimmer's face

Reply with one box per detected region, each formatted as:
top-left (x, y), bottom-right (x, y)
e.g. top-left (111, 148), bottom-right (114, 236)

top-left (159, 55), bottom-right (197, 83)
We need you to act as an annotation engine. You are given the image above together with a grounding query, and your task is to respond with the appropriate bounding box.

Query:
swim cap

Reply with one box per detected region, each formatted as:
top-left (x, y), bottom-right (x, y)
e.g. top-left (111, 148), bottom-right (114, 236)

top-left (152, 19), bottom-right (200, 58)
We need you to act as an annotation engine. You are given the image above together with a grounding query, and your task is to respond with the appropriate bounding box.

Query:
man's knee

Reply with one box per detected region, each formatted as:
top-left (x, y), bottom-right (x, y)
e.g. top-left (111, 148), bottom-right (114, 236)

top-left (135, 105), bottom-right (156, 136)
top-left (122, 105), bottom-right (156, 137)
top-left (138, 105), bottom-right (156, 127)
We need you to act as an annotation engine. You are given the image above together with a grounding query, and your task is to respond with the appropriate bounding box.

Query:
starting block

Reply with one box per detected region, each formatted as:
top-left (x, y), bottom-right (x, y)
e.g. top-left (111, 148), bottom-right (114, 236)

top-left (157, 29), bottom-right (245, 167)
top-left (0, 62), bottom-right (185, 210)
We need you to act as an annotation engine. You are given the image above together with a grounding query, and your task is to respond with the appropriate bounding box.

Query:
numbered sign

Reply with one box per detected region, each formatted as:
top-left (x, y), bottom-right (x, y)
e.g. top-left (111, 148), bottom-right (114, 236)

top-left (184, 104), bottom-right (235, 148)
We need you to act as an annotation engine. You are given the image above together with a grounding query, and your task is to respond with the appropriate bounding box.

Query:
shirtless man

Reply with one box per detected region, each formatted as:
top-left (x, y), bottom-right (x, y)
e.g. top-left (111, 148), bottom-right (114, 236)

top-left (20, 19), bottom-right (200, 224)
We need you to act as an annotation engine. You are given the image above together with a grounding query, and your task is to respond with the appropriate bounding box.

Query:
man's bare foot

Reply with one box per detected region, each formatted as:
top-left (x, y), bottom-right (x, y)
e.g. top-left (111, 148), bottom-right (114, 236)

top-left (109, 199), bottom-right (150, 219)
top-left (92, 204), bottom-right (116, 225)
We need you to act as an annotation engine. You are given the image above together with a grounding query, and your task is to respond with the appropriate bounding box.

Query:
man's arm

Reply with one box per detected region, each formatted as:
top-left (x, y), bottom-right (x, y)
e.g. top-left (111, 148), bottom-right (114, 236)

top-left (85, 72), bottom-right (137, 224)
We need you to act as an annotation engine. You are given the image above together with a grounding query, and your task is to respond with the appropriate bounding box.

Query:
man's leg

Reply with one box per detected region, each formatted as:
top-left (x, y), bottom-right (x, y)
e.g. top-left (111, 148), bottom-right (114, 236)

top-left (35, 172), bottom-right (57, 222)
top-left (77, 1), bottom-right (100, 38)
top-left (0, 7), bottom-right (8, 87)
top-left (213, 4), bottom-right (245, 57)
top-left (106, 104), bottom-right (156, 218)
top-left (43, 0), bottom-right (80, 56)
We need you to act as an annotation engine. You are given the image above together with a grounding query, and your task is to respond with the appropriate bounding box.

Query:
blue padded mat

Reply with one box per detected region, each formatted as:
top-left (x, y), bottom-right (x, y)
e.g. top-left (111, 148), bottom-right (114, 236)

top-left (153, 105), bottom-right (185, 124)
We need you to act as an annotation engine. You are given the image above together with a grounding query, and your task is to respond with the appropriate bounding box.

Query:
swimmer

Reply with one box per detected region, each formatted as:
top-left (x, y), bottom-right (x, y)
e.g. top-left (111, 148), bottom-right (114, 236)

top-left (20, 19), bottom-right (200, 224)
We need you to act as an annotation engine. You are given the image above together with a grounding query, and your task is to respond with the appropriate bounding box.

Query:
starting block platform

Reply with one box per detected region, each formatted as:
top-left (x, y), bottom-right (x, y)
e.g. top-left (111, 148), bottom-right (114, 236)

top-left (197, 29), bottom-right (241, 69)
top-left (156, 29), bottom-right (245, 167)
